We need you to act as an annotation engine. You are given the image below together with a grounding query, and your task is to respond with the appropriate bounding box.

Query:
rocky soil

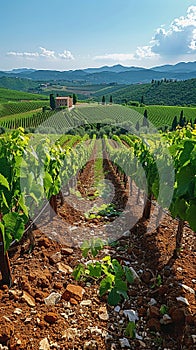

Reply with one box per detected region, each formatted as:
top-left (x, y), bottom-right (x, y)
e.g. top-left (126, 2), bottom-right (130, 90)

top-left (0, 153), bottom-right (195, 350)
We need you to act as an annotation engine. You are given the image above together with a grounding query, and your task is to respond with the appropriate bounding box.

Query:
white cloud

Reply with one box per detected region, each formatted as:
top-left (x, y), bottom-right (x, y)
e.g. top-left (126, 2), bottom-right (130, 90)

top-left (58, 50), bottom-right (74, 60)
top-left (94, 53), bottom-right (134, 61)
top-left (94, 6), bottom-right (196, 65)
top-left (7, 51), bottom-right (39, 57)
top-left (39, 47), bottom-right (56, 59)
top-left (7, 47), bottom-right (74, 61)
top-left (135, 46), bottom-right (157, 59)
top-left (150, 5), bottom-right (196, 56)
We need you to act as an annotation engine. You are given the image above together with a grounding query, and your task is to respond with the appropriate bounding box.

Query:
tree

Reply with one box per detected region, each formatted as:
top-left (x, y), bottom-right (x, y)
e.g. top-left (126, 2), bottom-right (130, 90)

top-left (135, 121), bottom-right (140, 131)
top-left (141, 95), bottom-right (144, 104)
top-left (179, 110), bottom-right (184, 127)
top-left (171, 116), bottom-right (178, 131)
top-left (110, 95), bottom-right (113, 104)
top-left (73, 93), bottom-right (77, 105)
top-left (143, 109), bottom-right (149, 127)
top-left (102, 95), bottom-right (106, 104)
top-left (50, 94), bottom-right (56, 110)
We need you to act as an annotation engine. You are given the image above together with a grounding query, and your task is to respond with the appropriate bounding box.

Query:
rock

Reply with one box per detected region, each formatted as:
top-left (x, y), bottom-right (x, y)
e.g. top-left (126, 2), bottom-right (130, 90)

top-left (129, 267), bottom-right (140, 283)
top-left (9, 289), bottom-right (20, 301)
top-left (176, 296), bottom-right (190, 306)
top-left (49, 252), bottom-right (62, 264)
top-left (114, 305), bottom-right (121, 313)
top-left (44, 292), bottom-right (61, 306)
top-left (88, 326), bottom-right (103, 335)
top-left (192, 335), bottom-right (196, 344)
top-left (177, 267), bottom-right (183, 272)
top-left (160, 314), bottom-right (172, 325)
top-left (141, 271), bottom-right (152, 284)
top-left (62, 328), bottom-right (78, 340)
top-left (138, 340), bottom-right (146, 348)
top-left (54, 282), bottom-right (63, 290)
top-left (0, 317), bottom-right (14, 343)
top-left (0, 345), bottom-right (9, 350)
top-left (35, 290), bottom-right (48, 302)
top-left (147, 318), bottom-right (161, 332)
top-left (44, 312), bottom-right (58, 324)
top-left (119, 338), bottom-right (130, 348)
top-left (57, 262), bottom-right (73, 274)
top-left (61, 247), bottom-right (74, 255)
top-left (62, 284), bottom-right (85, 301)
top-left (179, 283), bottom-right (195, 295)
top-left (123, 310), bottom-right (139, 323)
top-left (13, 308), bottom-right (23, 315)
top-left (163, 266), bottom-right (171, 277)
top-left (83, 340), bottom-right (98, 350)
top-left (39, 338), bottom-right (50, 350)
top-left (21, 291), bottom-right (35, 307)
top-left (170, 308), bottom-right (185, 324)
top-left (122, 231), bottom-right (130, 237)
top-left (135, 333), bottom-right (143, 340)
top-left (70, 298), bottom-right (78, 305)
top-left (37, 237), bottom-right (50, 248)
top-left (37, 271), bottom-right (51, 289)
top-left (148, 298), bottom-right (157, 306)
top-left (147, 306), bottom-right (160, 319)
top-left (99, 306), bottom-right (109, 321)
top-left (80, 299), bottom-right (92, 306)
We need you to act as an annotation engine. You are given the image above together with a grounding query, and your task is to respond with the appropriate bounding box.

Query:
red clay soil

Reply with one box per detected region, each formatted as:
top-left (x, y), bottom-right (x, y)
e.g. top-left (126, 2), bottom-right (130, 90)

top-left (0, 154), bottom-right (195, 350)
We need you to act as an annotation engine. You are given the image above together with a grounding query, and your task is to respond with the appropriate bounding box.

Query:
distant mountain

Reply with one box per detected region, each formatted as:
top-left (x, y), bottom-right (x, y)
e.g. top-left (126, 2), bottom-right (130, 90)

top-left (8, 68), bottom-right (36, 74)
top-left (152, 61), bottom-right (196, 73)
top-left (0, 61), bottom-right (196, 84)
top-left (83, 64), bottom-right (143, 74)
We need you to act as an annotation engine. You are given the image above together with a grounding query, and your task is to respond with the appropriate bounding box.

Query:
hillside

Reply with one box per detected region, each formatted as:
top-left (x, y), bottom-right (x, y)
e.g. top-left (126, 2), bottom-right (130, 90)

top-left (0, 61), bottom-right (196, 84)
top-left (0, 87), bottom-right (48, 102)
top-left (102, 79), bottom-right (196, 106)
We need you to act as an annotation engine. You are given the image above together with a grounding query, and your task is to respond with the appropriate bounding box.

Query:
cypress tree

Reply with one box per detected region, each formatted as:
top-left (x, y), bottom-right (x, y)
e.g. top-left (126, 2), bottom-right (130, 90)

top-left (171, 116), bottom-right (178, 131)
top-left (50, 94), bottom-right (56, 110)
top-left (143, 109), bottom-right (149, 127)
top-left (73, 93), bottom-right (77, 105)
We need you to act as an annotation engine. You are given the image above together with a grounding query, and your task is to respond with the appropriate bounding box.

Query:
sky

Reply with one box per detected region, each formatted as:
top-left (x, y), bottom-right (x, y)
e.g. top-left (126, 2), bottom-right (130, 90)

top-left (0, 0), bottom-right (196, 71)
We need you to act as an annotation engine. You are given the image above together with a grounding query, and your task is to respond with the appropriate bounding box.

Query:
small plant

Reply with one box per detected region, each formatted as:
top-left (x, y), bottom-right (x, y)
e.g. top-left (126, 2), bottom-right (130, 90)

top-left (80, 238), bottom-right (105, 258)
top-left (160, 304), bottom-right (169, 315)
top-left (151, 274), bottom-right (162, 288)
top-left (125, 321), bottom-right (136, 338)
top-left (85, 203), bottom-right (121, 220)
top-left (73, 239), bottom-right (134, 306)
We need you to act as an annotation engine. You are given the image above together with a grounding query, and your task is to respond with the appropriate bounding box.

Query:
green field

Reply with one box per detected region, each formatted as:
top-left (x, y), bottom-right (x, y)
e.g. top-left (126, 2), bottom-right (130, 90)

top-left (0, 87), bottom-right (48, 102)
top-left (129, 105), bottom-right (196, 127)
top-left (1, 103), bottom-right (195, 132)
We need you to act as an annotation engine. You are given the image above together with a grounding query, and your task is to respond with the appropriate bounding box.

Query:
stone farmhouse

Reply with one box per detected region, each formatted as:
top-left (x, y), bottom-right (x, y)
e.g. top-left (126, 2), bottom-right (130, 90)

top-left (55, 96), bottom-right (73, 108)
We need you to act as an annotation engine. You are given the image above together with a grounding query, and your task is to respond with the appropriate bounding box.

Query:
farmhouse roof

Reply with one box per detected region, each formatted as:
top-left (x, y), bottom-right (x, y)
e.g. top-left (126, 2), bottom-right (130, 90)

top-left (56, 96), bottom-right (70, 99)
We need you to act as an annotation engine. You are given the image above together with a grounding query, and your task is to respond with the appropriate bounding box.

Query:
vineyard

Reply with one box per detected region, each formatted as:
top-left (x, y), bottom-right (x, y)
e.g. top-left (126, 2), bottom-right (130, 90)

top-left (0, 122), bottom-right (195, 349)
top-left (0, 104), bottom-right (196, 133)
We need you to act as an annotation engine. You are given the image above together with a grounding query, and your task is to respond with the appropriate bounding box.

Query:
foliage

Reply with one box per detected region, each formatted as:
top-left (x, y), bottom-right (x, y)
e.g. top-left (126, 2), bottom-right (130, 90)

top-left (73, 243), bottom-right (134, 306)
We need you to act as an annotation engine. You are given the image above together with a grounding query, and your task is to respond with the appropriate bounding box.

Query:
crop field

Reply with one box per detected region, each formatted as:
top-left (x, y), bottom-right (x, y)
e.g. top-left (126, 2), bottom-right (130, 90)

top-left (129, 105), bottom-right (196, 127)
top-left (0, 87), bottom-right (48, 102)
top-left (0, 126), bottom-right (195, 349)
top-left (1, 103), bottom-right (196, 131)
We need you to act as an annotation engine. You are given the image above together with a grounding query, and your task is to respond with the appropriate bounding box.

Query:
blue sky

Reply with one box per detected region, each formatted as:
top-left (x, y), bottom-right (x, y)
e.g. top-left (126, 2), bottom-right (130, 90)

top-left (0, 0), bottom-right (196, 70)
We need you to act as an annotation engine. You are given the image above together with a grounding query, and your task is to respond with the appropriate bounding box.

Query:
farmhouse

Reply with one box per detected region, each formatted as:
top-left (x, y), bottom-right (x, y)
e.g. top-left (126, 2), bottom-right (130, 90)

top-left (56, 96), bottom-right (73, 108)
